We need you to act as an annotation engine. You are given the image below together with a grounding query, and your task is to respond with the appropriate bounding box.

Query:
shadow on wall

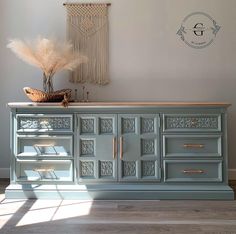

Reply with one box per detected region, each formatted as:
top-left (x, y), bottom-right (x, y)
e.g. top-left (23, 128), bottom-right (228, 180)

top-left (1, 75), bottom-right (236, 171)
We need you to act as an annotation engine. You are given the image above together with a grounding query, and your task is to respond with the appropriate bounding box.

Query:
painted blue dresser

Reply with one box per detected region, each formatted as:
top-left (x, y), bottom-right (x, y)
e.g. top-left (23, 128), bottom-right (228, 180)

top-left (6, 102), bottom-right (234, 199)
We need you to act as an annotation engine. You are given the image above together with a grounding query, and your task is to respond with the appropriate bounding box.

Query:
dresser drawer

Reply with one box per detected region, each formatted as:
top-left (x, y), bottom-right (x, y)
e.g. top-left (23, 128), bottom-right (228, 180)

top-left (15, 160), bottom-right (73, 182)
top-left (164, 160), bottom-right (222, 182)
top-left (163, 135), bottom-right (222, 158)
top-left (16, 114), bottom-right (73, 133)
top-left (16, 135), bottom-right (73, 157)
top-left (163, 114), bottom-right (221, 132)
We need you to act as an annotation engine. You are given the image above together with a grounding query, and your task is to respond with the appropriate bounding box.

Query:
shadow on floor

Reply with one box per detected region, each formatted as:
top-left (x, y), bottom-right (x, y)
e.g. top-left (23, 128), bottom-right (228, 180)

top-left (0, 180), bottom-right (236, 234)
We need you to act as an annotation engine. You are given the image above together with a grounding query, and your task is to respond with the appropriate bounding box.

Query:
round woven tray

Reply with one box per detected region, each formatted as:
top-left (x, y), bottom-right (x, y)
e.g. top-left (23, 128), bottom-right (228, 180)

top-left (23, 87), bottom-right (72, 102)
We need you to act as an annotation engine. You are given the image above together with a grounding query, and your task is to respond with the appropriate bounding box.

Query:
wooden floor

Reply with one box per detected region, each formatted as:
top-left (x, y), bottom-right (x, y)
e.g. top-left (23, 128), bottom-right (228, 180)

top-left (0, 180), bottom-right (236, 234)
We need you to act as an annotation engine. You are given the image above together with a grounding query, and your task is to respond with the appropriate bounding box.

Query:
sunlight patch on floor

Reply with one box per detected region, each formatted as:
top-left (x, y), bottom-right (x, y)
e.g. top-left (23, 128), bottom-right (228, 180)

top-left (28, 200), bottom-right (62, 211)
top-left (0, 193), bottom-right (5, 203)
top-left (15, 200), bottom-right (93, 226)
top-left (0, 199), bottom-right (26, 228)
top-left (16, 206), bottom-right (57, 226)
top-left (52, 200), bottom-right (93, 221)
top-left (16, 199), bottom-right (62, 227)
top-left (0, 199), bottom-right (26, 216)
top-left (0, 214), bottom-right (14, 229)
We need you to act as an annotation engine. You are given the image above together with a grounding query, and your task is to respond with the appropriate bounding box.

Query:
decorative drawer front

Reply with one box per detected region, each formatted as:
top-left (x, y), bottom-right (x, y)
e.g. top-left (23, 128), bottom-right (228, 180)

top-left (163, 135), bottom-right (222, 158)
top-left (16, 135), bottom-right (73, 157)
top-left (163, 114), bottom-right (221, 132)
top-left (15, 160), bottom-right (73, 182)
top-left (16, 114), bottom-right (73, 133)
top-left (164, 160), bottom-right (222, 182)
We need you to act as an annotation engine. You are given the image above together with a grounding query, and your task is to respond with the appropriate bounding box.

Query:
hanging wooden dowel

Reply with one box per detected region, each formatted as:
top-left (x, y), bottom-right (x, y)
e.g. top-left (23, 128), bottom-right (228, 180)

top-left (63, 3), bottom-right (111, 6)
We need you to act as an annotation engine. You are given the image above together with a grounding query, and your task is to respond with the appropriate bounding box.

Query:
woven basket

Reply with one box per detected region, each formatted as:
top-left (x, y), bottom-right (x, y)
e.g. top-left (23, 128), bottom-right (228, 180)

top-left (23, 87), bottom-right (72, 102)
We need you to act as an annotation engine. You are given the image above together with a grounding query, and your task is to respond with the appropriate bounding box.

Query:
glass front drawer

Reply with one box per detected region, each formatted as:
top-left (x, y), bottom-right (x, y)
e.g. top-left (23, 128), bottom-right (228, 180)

top-left (16, 135), bottom-right (73, 157)
top-left (163, 135), bottom-right (222, 157)
top-left (16, 160), bottom-right (73, 182)
top-left (163, 114), bottom-right (221, 132)
top-left (164, 160), bottom-right (222, 182)
top-left (16, 114), bottom-right (73, 133)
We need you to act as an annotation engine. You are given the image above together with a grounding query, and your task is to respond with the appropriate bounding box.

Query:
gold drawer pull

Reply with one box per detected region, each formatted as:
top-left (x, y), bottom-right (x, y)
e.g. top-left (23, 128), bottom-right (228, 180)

top-left (34, 144), bottom-right (58, 155)
top-left (183, 144), bottom-right (205, 149)
top-left (182, 169), bottom-right (204, 174)
top-left (34, 168), bottom-right (55, 172)
top-left (120, 136), bottom-right (123, 160)
top-left (34, 168), bottom-right (57, 179)
top-left (34, 144), bottom-right (54, 147)
top-left (113, 137), bottom-right (117, 159)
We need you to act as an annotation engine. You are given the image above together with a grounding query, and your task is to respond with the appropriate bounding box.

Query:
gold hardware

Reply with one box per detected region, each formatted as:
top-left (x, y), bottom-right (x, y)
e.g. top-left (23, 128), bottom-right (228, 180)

top-left (120, 136), bottom-right (123, 160)
top-left (33, 144), bottom-right (58, 155)
top-left (34, 168), bottom-right (57, 180)
top-left (183, 144), bottom-right (205, 149)
top-left (113, 137), bottom-right (117, 159)
top-left (34, 144), bottom-right (54, 147)
top-left (182, 169), bottom-right (204, 174)
top-left (33, 168), bottom-right (55, 172)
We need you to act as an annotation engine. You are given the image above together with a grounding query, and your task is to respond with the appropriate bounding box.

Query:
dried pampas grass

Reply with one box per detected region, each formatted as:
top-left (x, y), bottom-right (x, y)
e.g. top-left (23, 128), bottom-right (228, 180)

top-left (7, 37), bottom-right (88, 93)
top-left (7, 37), bottom-right (87, 77)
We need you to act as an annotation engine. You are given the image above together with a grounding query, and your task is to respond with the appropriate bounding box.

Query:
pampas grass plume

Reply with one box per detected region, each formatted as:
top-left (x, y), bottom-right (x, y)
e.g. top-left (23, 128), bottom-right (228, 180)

top-left (7, 37), bottom-right (87, 77)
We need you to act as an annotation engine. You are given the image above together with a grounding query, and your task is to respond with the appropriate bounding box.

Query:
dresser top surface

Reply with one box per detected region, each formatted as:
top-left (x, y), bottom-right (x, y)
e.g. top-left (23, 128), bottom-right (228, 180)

top-left (8, 102), bottom-right (231, 108)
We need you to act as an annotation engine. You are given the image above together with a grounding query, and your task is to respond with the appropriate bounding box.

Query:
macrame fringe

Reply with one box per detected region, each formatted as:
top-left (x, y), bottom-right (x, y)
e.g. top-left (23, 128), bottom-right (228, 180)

top-left (66, 4), bottom-right (110, 85)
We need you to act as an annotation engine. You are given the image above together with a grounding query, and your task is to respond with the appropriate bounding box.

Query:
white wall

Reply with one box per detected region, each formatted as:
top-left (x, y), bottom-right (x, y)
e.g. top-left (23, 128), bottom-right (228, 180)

top-left (0, 0), bottom-right (236, 178)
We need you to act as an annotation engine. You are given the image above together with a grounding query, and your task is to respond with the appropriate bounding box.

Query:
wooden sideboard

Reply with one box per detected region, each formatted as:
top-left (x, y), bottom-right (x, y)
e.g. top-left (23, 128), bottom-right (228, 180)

top-left (5, 102), bottom-right (234, 199)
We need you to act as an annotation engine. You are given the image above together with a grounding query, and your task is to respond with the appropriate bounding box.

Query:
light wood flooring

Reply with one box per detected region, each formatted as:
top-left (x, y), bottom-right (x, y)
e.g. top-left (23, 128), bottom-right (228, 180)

top-left (0, 180), bottom-right (236, 234)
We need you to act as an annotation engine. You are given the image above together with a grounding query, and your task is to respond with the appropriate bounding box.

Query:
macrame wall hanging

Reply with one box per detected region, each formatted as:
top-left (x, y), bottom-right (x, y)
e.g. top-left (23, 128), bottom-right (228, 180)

top-left (64, 3), bottom-right (110, 85)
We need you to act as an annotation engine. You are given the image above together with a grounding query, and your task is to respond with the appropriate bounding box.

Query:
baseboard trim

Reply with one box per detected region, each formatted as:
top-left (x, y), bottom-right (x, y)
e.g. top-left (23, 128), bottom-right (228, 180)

top-left (0, 168), bottom-right (10, 178)
top-left (1, 168), bottom-right (236, 180)
top-left (5, 184), bottom-right (234, 200)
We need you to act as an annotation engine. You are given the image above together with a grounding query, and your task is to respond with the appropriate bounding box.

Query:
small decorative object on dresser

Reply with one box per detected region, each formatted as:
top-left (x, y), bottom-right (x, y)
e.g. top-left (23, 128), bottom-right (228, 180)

top-left (23, 87), bottom-right (72, 103)
top-left (7, 37), bottom-right (87, 101)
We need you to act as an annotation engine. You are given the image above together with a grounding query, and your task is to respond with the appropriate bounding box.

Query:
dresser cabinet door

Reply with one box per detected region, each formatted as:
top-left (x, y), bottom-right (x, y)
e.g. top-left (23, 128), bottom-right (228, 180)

top-left (77, 114), bottom-right (117, 182)
top-left (118, 114), bottom-right (161, 182)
